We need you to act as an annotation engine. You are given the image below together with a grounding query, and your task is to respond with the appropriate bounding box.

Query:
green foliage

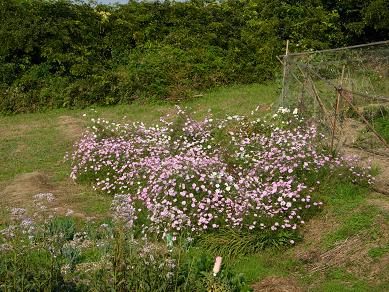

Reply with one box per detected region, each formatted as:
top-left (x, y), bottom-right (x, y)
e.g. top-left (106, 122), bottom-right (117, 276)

top-left (316, 180), bottom-right (367, 215)
top-left (197, 228), bottom-right (300, 258)
top-left (2, 0), bottom-right (386, 113)
top-left (355, 105), bottom-right (389, 146)
top-left (362, 105), bottom-right (389, 122)
top-left (0, 218), bottom-right (249, 291)
top-left (322, 0), bottom-right (389, 43)
top-left (0, 249), bottom-right (69, 291)
top-left (324, 205), bottom-right (379, 247)
top-left (321, 268), bottom-right (372, 292)
top-left (368, 244), bottom-right (389, 259)
top-left (46, 217), bottom-right (77, 241)
top-left (373, 116), bottom-right (389, 143)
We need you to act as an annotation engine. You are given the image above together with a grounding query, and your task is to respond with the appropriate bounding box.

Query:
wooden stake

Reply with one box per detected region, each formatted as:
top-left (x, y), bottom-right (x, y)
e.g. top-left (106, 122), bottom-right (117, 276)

top-left (299, 73), bottom-right (306, 108)
top-left (344, 144), bottom-right (389, 158)
top-left (276, 55), bottom-right (284, 65)
top-left (296, 65), bottom-right (332, 129)
top-left (310, 76), bottom-right (330, 118)
top-left (280, 40), bottom-right (290, 106)
top-left (331, 65), bottom-right (345, 151)
top-left (341, 89), bottom-right (389, 149)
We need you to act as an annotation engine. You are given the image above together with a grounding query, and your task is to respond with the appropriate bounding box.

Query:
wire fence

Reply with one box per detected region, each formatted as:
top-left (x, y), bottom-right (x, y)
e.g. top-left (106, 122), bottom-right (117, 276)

top-left (278, 40), bottom-right (389, 151)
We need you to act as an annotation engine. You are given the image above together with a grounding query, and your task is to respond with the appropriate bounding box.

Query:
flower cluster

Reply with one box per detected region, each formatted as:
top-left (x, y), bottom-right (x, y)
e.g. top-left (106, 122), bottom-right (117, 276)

top-left (69, 107), bottom-right (373, 240)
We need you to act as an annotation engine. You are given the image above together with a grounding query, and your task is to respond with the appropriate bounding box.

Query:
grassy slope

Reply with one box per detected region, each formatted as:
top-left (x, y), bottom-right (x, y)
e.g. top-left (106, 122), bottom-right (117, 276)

top-left (1, 82), bottom-right (389, 290)
top-left (231, 183), bottom-right (389, 291)
top-left (0, 83), bottom-right (277, 218)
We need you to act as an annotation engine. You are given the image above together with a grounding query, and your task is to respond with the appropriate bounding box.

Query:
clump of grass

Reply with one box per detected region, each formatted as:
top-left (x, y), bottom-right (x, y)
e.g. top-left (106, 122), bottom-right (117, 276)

top-left (368, 244), bottom-right (389, 259)
top-left (197, 229), bottom-right (300, 258)
top-left (355, 105), bottom-right (389, 147)
top-left (324, 205), bottom-right (379, 248)
top-left (373, 116), bottom-right (389, 143)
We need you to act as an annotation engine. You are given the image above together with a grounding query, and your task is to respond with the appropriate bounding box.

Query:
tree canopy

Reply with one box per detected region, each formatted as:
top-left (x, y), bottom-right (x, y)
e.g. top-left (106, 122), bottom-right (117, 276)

top-left (1, 0), bottom-right (388, 113)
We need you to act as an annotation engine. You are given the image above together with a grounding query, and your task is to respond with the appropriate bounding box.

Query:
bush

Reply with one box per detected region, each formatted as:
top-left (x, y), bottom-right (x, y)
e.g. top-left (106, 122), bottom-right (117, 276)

top-left (4, 0), bottom-right (385, 113)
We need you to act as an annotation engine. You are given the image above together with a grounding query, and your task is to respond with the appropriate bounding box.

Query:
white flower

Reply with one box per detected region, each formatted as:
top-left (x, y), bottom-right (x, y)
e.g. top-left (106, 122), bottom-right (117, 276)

top-left (293, 108), bottom-right (298, 115)
top-left (66, 209), bottom-right (74, 216)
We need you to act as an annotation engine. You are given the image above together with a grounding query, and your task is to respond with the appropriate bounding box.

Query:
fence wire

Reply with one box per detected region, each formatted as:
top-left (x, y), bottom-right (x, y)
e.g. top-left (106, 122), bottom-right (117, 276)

top-left (278, 41), bottom-right (389, 151)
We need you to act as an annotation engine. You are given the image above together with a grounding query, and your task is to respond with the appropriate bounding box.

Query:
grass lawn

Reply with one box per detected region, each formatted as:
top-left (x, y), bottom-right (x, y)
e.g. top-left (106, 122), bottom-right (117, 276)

top-left (0, 82), bottom-right (278, 220)
top-left (1, 82), bottom-right (389, 290)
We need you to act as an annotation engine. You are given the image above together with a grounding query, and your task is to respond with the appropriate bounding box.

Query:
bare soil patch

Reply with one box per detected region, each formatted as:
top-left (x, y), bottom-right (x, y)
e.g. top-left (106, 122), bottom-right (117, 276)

top-left (0, 123), bottom-right (31, 140)
top-left (368, 196), bottom-right (389, 212)
top-left (251, 276), bottom-right (302, 292)
top-left (293, 214), bottom-right (339, 265)
top-left (339, 118), bottom-right (367, 147)
top-left (367, 253), bottom-right (389, 284)
top-left (14, 143), bottom-right (28, 154)
top-left (308, 234), bottom-right (373, 274)
top-left (57, 115), bottom-right (84, 140)
top-left (0, 172), bottom-right (92, 219)
top-left (301, 204), bottom-right (389, 287)
top-left (1, 171), bottom-right (54, 207)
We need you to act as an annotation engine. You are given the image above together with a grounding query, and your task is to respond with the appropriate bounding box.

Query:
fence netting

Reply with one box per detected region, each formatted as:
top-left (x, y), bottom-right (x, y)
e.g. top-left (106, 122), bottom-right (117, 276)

top-left (278, 40), bottom-right (389, 152)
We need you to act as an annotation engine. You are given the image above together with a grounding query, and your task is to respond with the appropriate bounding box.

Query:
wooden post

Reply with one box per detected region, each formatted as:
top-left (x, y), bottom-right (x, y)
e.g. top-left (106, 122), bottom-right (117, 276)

top-left (296, 65), bottom-right (332, 130)
top-left (331, 65), bottom-right (345, 151)
top-left (299, 73), bottom-right (306, 109)
top-left (280, 40), bottom-right (290, 106)
top-left (339, 68), bottom-right (350, 125)
top-left (340, 89), bottom-right (389, 149)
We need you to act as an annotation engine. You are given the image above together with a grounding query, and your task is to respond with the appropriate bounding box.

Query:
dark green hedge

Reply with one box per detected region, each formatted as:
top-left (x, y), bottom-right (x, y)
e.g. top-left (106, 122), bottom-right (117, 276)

top-left (0, 0), bottom-right (388, 113)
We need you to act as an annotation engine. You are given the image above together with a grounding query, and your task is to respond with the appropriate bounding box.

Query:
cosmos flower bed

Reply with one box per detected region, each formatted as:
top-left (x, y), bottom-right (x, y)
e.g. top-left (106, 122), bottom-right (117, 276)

top-left (69, 107), bottom-right (373, 242)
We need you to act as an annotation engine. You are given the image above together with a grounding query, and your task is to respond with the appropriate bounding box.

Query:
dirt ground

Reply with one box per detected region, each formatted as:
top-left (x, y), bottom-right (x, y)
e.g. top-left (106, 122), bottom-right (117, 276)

top-left (0, 115), bottom-right (92, 220)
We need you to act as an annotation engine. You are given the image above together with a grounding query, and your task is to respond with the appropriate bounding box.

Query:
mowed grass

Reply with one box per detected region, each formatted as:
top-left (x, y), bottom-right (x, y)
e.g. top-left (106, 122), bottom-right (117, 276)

top-left (2, 81), bottom-right (389, 290)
